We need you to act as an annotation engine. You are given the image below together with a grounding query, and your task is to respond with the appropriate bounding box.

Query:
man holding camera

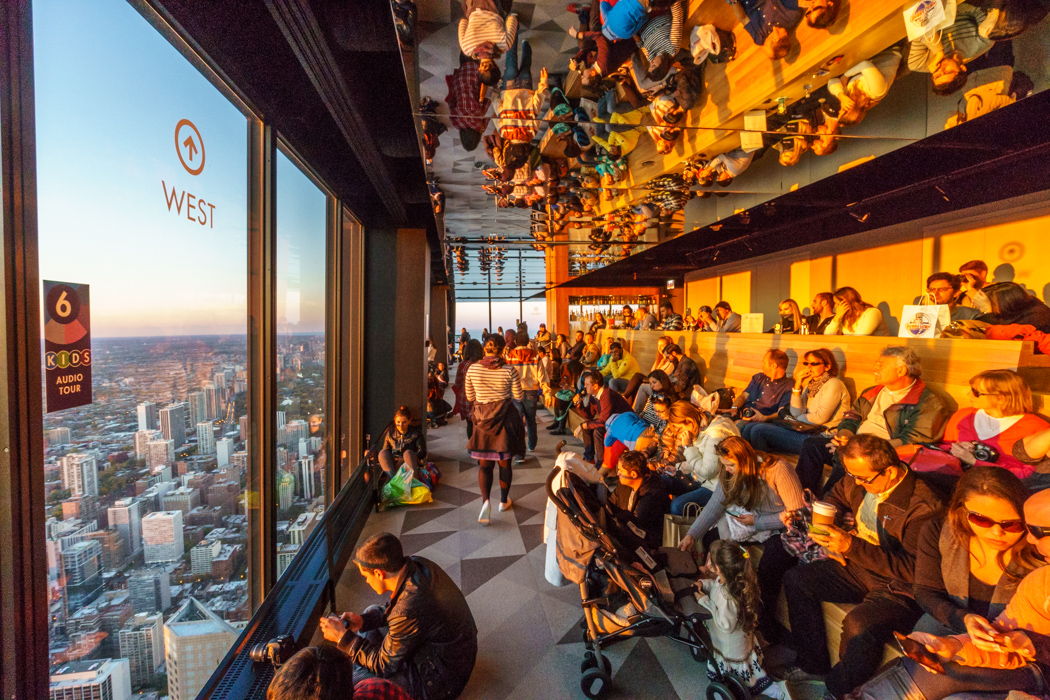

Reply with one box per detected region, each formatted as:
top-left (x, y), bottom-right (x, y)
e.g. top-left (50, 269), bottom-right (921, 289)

top-left (320, 533), bottom-right (478, 700)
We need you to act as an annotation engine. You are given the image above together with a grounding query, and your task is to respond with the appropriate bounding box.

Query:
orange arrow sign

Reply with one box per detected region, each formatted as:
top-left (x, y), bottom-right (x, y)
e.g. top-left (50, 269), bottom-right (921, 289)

top-left (183, 136), bottom-right (198, 162)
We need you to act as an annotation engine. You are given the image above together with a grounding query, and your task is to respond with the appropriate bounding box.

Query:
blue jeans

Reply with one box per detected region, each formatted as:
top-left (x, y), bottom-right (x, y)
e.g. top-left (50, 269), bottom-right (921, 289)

top-left (671, 486), bottom-right (712, 515)
top-left (519, 390), bottom-right (539, 451)
top-left (745, 422), bottom-right (812, 454)
top-left (503, 37), bottom-right (532, 90)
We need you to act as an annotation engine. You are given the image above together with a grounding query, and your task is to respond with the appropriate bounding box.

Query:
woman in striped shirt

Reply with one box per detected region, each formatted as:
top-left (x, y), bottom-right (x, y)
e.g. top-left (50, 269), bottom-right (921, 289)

top-left (465, 333), bottom-right (525, 524)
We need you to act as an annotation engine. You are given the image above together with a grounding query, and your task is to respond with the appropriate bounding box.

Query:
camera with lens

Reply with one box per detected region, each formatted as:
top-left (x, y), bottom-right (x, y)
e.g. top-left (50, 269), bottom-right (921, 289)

top-left (740, 407), bottom-right (756, 419)
top-left (249, 635), bottom-right (297, 667)
top-left (971, 441), bottom-right (1000, 463)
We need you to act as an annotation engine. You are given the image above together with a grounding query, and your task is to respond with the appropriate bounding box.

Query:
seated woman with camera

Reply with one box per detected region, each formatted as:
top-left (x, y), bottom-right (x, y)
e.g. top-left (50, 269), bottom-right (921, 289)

top-left (940, 370), bottom-right (1049, 479)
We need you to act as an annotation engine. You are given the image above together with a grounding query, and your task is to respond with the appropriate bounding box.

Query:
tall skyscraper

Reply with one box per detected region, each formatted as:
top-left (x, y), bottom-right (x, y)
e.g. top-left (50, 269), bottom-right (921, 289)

top-left (107, 498), bottom-right (142, 556)
top-left (215, 437), bottom-right (234, 467)
top-left (196, 421), bottom-right (215, 455)
top-left (50, 658), bottom-right (132, 700)
top-left (61, 539), bottom-right (103, 612)
top-left (299, 455), bottom-right (315, 501)
top-left (142, 511), bottom-right (184, 564)
top-left (212, 372), bottom-right (228, 403)
top-left (159, 403), bottom-right (187, 448)
top-left (146, 439), bottom-right (175, 469)
top-left (164, 598), bottom-right (238, 700)
top-left (284, 420), bottom-right (309, 449)
top-left (133, 429), bottom-right (160, 460)
top-left (60, 453), bottom-right (99, 498)
top-left (118, 612), bottom-right (164, 689)
top-left (278, 473), bottom-right (294, 511)
top-left (276, 543), bottom-right (299, 578)
top-left (187, 391), bottom-right (207, 428)
top-left (203, 381), bottom-right (220, 420)
top-left (48, 426), bottom-right (72, 445)
top-left (276, 410), bottom-right (286, 431)
top-left (128, 568), bottom-right (171, 614)
top-left (238, 414), bottom-right (248, 442)
top-left (136, 401), bottom-right (159, 431)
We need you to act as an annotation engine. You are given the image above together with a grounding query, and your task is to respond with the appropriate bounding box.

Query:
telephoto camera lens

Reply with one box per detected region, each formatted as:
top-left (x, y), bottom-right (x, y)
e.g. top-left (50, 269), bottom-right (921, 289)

top-left (249, 635), bottom-right (297, 666)
top-left (741, 407), bottom-right (756, 419)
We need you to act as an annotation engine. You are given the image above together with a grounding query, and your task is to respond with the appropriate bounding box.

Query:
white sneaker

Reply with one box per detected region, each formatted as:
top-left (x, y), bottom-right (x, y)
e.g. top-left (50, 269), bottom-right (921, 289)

top-left (499, 499), bottom-right (513, 512)
top-left (514, 455), bottom-right (526, 464)
top-left (478, 500), bottom-right (491, 525)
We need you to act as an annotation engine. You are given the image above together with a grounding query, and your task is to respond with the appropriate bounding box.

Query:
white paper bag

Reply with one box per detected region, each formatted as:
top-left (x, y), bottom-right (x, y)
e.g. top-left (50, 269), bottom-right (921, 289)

top-left (904, 0), bottom-right (950, 41)
top-left (899, 304), bottom-right (951, 338)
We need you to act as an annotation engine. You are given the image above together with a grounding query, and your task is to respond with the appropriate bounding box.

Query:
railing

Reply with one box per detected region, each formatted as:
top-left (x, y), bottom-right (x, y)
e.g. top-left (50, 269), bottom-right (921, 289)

top-left (197, 463), bottom-right (375, 699)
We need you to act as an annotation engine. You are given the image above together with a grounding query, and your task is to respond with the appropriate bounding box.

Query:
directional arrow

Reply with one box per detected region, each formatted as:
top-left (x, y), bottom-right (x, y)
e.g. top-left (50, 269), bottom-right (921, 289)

top-left (183, 136), bottom-right (198, 162)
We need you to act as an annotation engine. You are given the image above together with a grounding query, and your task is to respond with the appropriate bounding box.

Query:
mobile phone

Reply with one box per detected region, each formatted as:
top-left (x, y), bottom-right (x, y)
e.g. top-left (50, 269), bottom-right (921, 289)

top-left (893, 632), bottom-right (945, 674)
top-left (808, 524), bottom-right (829, 536)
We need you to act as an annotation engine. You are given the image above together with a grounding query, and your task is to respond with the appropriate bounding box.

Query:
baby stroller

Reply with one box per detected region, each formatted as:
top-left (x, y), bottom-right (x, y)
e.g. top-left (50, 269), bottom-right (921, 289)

top-left (545, 467), bottom-right (755, 700)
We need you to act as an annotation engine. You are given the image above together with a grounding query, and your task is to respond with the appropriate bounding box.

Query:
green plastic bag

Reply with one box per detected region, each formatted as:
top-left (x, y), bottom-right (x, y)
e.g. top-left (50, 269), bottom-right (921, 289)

top-left (379, 464), bottom-right (433, 509)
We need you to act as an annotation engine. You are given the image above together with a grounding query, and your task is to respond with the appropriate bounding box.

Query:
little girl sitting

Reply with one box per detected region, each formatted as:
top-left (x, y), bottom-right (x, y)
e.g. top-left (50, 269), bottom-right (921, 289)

top-left (696, 541), bottom-right (787, 699)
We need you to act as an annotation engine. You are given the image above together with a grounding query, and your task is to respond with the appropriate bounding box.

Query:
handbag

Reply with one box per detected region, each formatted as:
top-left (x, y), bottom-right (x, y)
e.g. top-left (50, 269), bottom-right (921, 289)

top-left (896, 444), bottom-right (963, 477)
top-left (662, 502), bottom-right (701, 548)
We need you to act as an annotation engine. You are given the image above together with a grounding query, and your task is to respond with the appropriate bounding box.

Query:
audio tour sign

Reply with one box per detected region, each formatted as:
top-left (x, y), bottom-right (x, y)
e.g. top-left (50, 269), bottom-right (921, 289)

top-left (44, 280), bottom-right (92, 413)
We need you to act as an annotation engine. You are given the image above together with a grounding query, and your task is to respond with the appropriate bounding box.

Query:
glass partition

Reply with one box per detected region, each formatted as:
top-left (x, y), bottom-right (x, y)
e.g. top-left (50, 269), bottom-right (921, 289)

top-left (274, 148), bottom-right (328, 578)
top-left (35, 1), bottom-right (249, 695)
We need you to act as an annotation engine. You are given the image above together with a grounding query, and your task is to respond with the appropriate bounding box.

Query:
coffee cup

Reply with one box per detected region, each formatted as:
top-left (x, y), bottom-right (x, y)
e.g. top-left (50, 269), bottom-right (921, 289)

top-left (812, 501), bottom-right (837, 528)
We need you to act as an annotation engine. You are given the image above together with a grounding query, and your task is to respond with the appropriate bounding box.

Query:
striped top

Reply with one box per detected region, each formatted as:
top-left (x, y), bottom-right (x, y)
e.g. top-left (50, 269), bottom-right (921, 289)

top-left (458, 11), bottom-right (518, 58)
top-left (908, 4), bottom-right (993, 72)
top-left (640, 14), bottom-right (677, 61)
top-left (465, 362), bottom-right (524, 404)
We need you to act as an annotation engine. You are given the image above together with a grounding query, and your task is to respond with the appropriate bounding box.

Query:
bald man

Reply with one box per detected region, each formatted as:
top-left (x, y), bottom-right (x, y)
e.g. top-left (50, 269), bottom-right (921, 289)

top-left (890, 489), bottom-right (1050, 699)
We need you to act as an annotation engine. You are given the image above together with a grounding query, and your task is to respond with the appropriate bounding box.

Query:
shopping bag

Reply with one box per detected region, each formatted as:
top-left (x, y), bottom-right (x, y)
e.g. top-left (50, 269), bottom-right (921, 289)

top-left (904, 0), bottom-right (951, 41)
top-left (662, 502), bottom-right (701, 548)
top-left (566, 406), bottom-right (588, 433)
top-left (379, 464), bottom-right (433, 509)
top-left (899, 295), bottom-right (951, 338)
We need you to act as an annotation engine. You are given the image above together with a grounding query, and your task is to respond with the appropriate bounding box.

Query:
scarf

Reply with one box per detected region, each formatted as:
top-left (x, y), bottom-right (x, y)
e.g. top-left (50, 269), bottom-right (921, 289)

top-left (806, 372), bottom-right (832, 400)
top-left (479, 355), bottom-right (506, 369)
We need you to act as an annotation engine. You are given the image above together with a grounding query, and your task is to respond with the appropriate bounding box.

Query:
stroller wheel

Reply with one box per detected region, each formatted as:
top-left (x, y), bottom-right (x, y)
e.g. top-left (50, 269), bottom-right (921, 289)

top-left (580, 667), bottom-right (612, 699)
top-left (705, 682), bottom-right (736, 700)
top-left (723, 674), bottom-right (752, 700)
top-left (581, 651), bottom-right (612, 675)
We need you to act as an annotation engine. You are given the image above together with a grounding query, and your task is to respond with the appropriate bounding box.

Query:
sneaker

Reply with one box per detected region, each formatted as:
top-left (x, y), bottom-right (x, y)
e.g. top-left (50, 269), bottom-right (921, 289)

top-left (551, 427), bottom-right (567, 435)
top-left (478, 500), bottom-right (491, 525)
top-left (499, 499), bottom-right (513, 512)
top-left (769, 664), bottom-right (826, 683)
top-left (514, 456), bottom-right (526, 464)
top-left (555, 440), bottom-right (567, 453)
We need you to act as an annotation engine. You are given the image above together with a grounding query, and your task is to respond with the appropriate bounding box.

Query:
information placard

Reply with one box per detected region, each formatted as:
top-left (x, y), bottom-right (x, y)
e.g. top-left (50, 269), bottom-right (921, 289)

top-left (43, 280), bottom-right (92, 412)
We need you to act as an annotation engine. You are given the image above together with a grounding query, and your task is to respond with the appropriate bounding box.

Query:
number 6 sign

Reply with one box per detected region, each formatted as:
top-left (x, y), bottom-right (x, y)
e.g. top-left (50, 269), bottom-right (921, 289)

top-left (43, 280), bottom-right (92, 412)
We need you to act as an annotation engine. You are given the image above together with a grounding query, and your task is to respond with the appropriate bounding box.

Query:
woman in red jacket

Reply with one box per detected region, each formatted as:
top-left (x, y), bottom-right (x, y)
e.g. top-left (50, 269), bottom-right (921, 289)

top-left (942, 370), bottom-right (1049, 478)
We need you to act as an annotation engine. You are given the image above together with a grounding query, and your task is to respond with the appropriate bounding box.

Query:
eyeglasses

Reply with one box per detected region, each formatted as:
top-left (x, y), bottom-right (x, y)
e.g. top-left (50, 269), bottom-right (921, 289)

top-left (927, 286), bottom-right (954, 294)
top-left (969, 387), bottom-right (1000, 399)
top-left (801, 361), bottom-right (825, 366)
top-left (846, 468), bottom-right (886, 485)
top-left (1027, 523), bottom-right (1050, 539)
top-left (967, 511), bottom-right (1025, 534)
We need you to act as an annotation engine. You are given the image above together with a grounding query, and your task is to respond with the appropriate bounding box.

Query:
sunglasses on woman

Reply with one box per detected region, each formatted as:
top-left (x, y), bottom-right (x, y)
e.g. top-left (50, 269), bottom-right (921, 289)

top-left (967, 510), bottom-right (1025, 534)
top-left (801, 361), bottom-right (825, 366)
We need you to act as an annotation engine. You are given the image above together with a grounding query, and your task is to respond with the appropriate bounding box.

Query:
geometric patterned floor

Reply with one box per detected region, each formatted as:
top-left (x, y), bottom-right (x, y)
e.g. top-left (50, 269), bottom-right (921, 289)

top-left (333, 394), bottom-right (709, 699)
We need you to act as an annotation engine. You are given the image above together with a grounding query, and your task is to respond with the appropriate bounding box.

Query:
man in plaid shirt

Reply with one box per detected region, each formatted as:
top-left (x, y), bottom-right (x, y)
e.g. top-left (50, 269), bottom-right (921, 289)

top-left (445, 57), bottom-right (490, 152)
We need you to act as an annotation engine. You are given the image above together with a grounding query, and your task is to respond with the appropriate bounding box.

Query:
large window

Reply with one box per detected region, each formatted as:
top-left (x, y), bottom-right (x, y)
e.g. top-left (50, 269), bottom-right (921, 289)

top-left (35, 1), bottom-right (249, 695)
top-left (274, 148), bottom-right (328, 576)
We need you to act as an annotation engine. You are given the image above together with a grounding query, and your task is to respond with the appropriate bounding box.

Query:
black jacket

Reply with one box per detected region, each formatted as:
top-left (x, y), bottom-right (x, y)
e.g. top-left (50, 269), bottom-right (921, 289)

top-left (339, 557), bottom-right (478, 700)
top-left (979, 296), bottom-right (1050, 333)
top-left (374, 423), bottom-right (427, 461)
top-left (825, 470), bottom-right (944, 593)
top-left (608, 472), bottom-right (671, 552)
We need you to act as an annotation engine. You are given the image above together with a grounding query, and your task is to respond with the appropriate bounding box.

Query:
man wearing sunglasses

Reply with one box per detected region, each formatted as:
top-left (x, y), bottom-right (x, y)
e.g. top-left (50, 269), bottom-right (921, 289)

top-left (793, 346), bottom-right (950, 496)
top-left (775, 434), bottom-right (944, 697)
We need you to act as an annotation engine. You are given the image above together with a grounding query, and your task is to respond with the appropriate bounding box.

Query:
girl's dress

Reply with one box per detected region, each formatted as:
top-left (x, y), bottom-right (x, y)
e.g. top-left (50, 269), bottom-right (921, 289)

top-left (696, 577), bottom-right (787, 699)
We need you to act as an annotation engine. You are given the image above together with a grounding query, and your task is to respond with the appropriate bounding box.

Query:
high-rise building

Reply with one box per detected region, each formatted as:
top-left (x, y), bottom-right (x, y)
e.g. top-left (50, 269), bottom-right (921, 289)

top-left (196, 421), bottom-right (215, 455)
top-left (108, 498), bottom-right (143, 556)
top-left (159, 403), bottom-right (187, 449)
top-left (136, 401), bottom-right (159, 432)
top-left (164, 598), bottom-right (238, 700)
top-left (284, 419), bottom-right (309, 448)
top-left (128, 568), bottom-right (171, 614)
top-left (48, 426), bottom-right (72, 445)
top-left (49, 658), bottom-right (132, 700)
top-left (288, 511), bottom-right (317, 547)
top-left (84, 529), bottom-right (127, 571)
top-left (231, 451), bottom-right (248, 473)
top-left (203, 381), bottom-right (219, 421)
top-left (61, 539), bottom-right (103, 612)
top-left (61, 494), bottom-right (98, 523)
top-left (133, 429), bottom-right (160, 460)
top-left (212, 372), bottom-right (228, 403)
top-left (278, 473), bottom-right (294, 511)
top-left (146, 438), bottom-right (175, 469)
top-left (190, 539), bottom-right (222, 575)
top-left (276, 543), bottom-right (299, 578)
top-left (276, 410), bottom-right (286, 431)
top-left (238, 415), bottom-right (248, 442)
top-left (187, 391), bottom-right (207, 428)
top-left (215, 437), bottom-right (234, 467)
top-left (142, 511), bottom-right (184, 564)
top-left (162, 486), bottom-right (201, 515)
top-left (299, 455), bottom-right (315, 500)
top-left (60, 453), bottom-right (98, 498)
top-left (118, 612), bottom-right (164, 689)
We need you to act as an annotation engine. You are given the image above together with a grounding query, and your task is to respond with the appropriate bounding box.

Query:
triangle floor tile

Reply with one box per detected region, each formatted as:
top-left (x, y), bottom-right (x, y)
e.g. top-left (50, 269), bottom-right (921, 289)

top-left (461, 554), bottom-right (527, 596)
top-left (401, 506), bottom-right (458, 535)
top-left (613, 639), bottom-right (682, 700)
